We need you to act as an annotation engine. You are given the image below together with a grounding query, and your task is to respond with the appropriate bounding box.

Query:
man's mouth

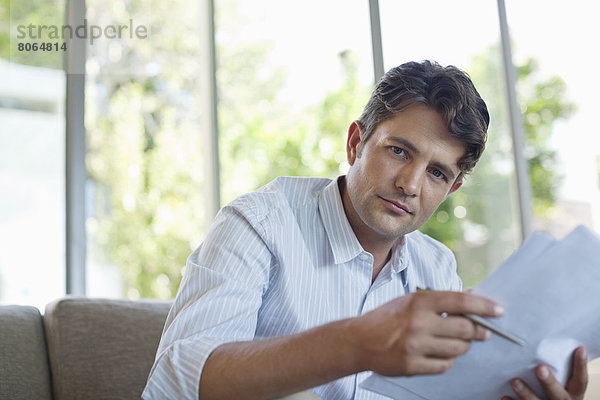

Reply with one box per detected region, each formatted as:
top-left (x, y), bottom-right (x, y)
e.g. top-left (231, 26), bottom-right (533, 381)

top-left (379, 196), bottom-right (412, 215)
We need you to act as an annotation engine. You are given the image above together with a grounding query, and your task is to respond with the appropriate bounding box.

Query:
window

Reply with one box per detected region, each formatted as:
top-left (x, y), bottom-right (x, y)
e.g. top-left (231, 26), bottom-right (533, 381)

top-left (3, 0), bottom-right (598, 303)
top-left (506, 0), bottom-right (600, 238)
top-left (0, 0), bottom-right (66, 309)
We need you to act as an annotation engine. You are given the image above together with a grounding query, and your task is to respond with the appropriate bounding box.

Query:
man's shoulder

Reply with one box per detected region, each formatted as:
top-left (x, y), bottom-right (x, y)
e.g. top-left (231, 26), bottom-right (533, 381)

top-left (406, 230), bottom-right (461, 290)
top-left (408, 230), bottom-right (454, 258)
top-left (227, 176), bottom-right (332, 220)
top-left (263, 176), bottom-right (332, 197)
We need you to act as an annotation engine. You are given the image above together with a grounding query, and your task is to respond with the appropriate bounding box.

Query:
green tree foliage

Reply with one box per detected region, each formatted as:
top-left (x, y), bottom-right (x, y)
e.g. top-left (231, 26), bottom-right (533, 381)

top-left (86, 0), bottom-right (209, 298)
top-left (518, 59), bottom-right (575, 215)
top-left (310, 51), bottom-right (371, 177)
top-left (217, 37), bottom-right (369, 202)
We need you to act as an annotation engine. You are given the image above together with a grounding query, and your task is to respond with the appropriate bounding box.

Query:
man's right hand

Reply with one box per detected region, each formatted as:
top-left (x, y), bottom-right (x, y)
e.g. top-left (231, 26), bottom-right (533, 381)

top-left (346, 290), bottom-right (504, 377)
top-left (197, 290), bottom-right (503, 399)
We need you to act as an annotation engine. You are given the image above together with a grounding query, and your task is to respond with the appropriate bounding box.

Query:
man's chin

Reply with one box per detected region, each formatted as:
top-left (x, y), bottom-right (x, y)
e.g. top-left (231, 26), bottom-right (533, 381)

top-left (371, 223), bottom-right (415, 241)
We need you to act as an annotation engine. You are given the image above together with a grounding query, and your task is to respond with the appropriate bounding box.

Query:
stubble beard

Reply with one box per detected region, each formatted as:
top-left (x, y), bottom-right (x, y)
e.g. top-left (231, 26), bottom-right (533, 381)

top-left (359, 196), bottom-right (419, 241)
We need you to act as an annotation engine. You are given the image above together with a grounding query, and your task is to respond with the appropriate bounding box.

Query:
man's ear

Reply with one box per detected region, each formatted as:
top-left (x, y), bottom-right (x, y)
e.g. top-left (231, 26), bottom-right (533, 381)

top-left (346, 121), bottom-right (362, 166)
top-left (448, 179), bottom-right (462, 195)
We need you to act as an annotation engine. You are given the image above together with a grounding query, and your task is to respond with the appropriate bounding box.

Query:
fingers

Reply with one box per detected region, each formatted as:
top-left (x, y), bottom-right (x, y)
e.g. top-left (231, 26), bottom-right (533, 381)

top-left (428, 314), bottom-right (490, 341)
top-left (509, 366), bottom-right (567, 400)
top-left (404, 304), bottom-right (491, 343)
top-left (532, 347), bottom-right (587, 400)
top-left (509, 347), bottom-right (588, 400)
top-left (412, 292), bottom-right (495, 342)
top-left (566, 346), bottom-right (588, 397)
top-left (391, 354), bottom-right (457, 377)
top-left (534, 365), bottom-right (568, 400)
top-left (417, 290), bottom-right (504, 318)
top-left (509, 377), bottom-right (540, 399)
top-left (423, 337), bottom-right (471, 358)
top-left (389, 338), bottom-right (467, 376)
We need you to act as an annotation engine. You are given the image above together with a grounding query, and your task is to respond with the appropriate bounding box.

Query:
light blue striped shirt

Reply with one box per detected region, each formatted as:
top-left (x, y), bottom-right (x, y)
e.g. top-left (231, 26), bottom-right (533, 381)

top-left (143, 176), bottom-right (462, 399)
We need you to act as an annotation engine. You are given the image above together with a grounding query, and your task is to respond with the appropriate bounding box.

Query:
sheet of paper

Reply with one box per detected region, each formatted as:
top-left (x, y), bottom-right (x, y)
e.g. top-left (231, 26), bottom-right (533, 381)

top-left (362, 226), bottom-right (600, 399)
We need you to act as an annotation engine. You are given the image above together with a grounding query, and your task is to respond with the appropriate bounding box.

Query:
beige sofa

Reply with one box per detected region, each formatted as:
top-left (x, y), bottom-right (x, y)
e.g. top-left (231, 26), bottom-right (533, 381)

top-left (0, 297), bottom-right (171, 400)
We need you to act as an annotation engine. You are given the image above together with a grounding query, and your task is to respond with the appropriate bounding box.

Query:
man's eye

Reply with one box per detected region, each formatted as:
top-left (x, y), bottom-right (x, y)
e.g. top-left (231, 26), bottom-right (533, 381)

top-left (392, 146), bottom-right (404, 155)
top-left (431, 169), bottom-right (446, 179)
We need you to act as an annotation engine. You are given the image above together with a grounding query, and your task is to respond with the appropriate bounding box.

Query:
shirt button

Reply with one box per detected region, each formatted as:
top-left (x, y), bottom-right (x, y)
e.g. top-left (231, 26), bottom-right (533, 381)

top-left (359, 253), bottom-right (369, 261)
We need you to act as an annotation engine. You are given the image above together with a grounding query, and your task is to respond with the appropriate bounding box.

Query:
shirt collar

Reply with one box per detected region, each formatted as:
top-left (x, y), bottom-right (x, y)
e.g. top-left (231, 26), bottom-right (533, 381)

top-left (391, 235), bottom-right (410, 274)
top-left (318, 177), bottom-right (364, 264)
top-left (318, 177), bottom-right (409, 275)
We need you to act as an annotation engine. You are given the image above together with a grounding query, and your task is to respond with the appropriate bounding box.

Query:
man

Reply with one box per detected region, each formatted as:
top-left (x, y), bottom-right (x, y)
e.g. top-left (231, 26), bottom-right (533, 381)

top-left (143, 60), bottom-right (588, 399)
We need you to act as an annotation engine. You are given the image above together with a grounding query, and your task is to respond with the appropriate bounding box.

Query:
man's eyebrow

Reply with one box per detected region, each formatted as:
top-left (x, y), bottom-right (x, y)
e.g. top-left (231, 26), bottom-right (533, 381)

top-left (387, 137), bottom-right (459, 181)
top-left (388, 137), bottom-right (420, 154)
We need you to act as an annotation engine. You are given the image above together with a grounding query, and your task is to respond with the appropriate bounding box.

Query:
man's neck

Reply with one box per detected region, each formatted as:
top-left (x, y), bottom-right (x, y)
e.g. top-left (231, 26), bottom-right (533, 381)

top-left (337, 176), bottom-right (400, 283)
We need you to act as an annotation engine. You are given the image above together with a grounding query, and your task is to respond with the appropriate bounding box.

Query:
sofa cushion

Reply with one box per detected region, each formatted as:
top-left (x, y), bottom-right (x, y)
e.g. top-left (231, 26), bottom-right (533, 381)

top-left (44, 297), bottom-right (171, 400)
top-left (0, 305), bottom-right (53, 400)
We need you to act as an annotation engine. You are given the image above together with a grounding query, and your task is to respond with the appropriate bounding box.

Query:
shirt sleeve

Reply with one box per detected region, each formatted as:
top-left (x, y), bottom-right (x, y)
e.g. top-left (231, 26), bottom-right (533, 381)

top-left (143, 199), bottom-right (274, 399)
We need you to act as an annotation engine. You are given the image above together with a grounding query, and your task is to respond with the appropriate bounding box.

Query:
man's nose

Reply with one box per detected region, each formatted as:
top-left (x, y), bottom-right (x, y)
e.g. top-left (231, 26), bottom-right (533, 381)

top-left (395, 163), bottom-right (424, 197)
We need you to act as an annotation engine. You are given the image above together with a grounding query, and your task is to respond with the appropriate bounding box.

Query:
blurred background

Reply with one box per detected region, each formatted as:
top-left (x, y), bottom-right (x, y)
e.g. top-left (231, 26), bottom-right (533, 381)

top-left (1, 0), bottom-right (598, 308)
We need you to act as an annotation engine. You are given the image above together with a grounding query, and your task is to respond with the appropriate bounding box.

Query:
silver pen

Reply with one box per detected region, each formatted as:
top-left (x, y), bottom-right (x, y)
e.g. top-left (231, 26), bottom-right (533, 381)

top-left (462, 313), bottom-right (526, 346)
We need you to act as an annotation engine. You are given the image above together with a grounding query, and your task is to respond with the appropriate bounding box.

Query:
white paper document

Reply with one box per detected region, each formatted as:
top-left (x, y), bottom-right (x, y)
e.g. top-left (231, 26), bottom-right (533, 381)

top-left (361, 226), bottom-right (600, 399)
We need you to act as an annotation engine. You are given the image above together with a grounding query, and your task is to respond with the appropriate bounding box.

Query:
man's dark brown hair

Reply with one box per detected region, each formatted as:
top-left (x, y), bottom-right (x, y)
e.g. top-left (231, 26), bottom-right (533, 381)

top-left (357, 60), bottom-right (490, 175)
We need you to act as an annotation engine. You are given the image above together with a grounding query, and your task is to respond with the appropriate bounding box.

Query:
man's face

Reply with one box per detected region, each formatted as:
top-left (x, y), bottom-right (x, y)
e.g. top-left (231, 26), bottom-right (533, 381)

top-left (343, 103), bottom-right (465, 244)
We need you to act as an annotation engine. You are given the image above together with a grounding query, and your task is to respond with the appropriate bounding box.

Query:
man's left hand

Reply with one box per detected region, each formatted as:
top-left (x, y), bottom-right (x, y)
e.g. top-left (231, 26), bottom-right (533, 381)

top-left (502, 346), bottom-right (588, 400)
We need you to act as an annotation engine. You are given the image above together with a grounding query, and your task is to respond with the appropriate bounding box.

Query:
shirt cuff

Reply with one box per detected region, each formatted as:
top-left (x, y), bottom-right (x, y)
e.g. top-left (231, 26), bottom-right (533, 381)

top-left (143, 336), bottom-right (229, 399)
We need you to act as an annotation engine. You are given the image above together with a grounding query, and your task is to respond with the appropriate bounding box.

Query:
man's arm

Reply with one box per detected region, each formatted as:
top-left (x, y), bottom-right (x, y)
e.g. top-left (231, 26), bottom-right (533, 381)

top-left (198, 290), bottom-right (502, 399)
top-left (143, 202), bottom-right (276, 399)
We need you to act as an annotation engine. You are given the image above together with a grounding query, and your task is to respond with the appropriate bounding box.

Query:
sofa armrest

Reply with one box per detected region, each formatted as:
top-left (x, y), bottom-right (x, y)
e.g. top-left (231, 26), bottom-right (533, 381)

top-left (0, 305), bottom-right (53, 400)
top-left (44, 297), bottom-right (171, 400)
